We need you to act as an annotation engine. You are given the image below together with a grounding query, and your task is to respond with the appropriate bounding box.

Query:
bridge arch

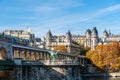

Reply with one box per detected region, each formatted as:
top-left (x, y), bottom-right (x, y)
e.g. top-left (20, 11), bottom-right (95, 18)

top-left (0, 47), bottom-right (8, 60)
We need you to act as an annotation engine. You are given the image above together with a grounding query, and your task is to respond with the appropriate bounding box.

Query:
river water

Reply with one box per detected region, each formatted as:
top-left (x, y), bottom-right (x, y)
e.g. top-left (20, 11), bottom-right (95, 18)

top-left (83, 77), bottom-right (120, 80)
top-left (0, 76), bottom-right (120, 80)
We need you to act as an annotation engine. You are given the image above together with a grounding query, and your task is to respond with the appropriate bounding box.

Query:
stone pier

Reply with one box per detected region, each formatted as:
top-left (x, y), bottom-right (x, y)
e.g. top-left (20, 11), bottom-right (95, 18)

top-left (13, 66), bottom-right (82, 80)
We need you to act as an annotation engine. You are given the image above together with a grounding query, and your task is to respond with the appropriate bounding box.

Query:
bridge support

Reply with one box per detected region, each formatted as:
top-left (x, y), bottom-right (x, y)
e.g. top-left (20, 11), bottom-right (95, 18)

top-left (13, 65), bottom-right (82, 80)
top-left (14, 66), bottom-right (22, 80)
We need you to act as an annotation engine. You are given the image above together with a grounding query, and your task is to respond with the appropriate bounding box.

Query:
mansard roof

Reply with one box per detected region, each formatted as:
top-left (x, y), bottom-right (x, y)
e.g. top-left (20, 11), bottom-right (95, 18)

top-left (103, 29), bottom-right (109, 37)
top-left (92, 27), bottom-right (98, 35)
top-left (46, 30), bottom-right (52, 37)
top-left (66, 30), bottom-right (71, 36)
top-left (85, 29), bottom-right (91, 34)
top-left (103, 30), bottom-right (107, 33)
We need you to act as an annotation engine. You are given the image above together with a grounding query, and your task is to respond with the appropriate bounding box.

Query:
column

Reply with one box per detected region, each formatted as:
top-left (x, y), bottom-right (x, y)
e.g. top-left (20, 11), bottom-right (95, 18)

top-left (26, 50), bottom-right (30, 61)
top-left (15, 49), bottom-right (19, 58)
top-left (39, 52), bottom-right (42, 60)
top-left (18, 49), bottom-right (21, 58)
top-left (21, 50), bottom-right (25, 60)
top-left (38, 52), bottom-right (40, 60)
top-left (24, 50), bottom-right (27, 61)
top-left (14, 66), bottom-right (22, 80)
top-left (44, 53), bottom-right (46, 60)
top-left (34, 51), bottom-right (36, 61)
top-left (68, 56), bottom-right (70, 60)
top-left (13, 49), bottom-right (15, 59)
top-left (29, 51), bottom-right (32, 61)
top-left (25, 67), bottom-right (28, 80)
top-left (42, 53), bottom-right (44, 60)
top-left (31, 51), bottom-right (35, 60)
top-left (23, 50), bottom-right (26, 60)
top-left (46, 53), bottom-right (49, 60)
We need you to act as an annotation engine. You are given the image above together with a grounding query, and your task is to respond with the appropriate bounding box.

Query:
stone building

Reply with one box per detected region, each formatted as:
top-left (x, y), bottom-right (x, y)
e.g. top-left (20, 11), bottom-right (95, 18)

top-left (87, 27), bottom-right (99, 50)
top-left (101, 30), bottom-right (120, 44)
top-left (45, 30), bottom-right (80, 54)
top-left (2, 27), bottom-right (35, 41)
top-left (45, 27), bottom-right (99, 54)
top-left (71, 27), bottom-right (99, 50)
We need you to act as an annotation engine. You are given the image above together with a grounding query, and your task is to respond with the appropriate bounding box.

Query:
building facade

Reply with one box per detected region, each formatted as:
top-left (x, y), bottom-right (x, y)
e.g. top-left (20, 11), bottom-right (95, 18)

top-left (45, 27), bottom-right (99, 54)
top-left (2, 27), bottom-right (35, 41)
top-left (45, 30), bottom-right (80, 54)
top-left (72, 27), bottom-right (99, 50)
top-left (101, 30), bottom-right (120, 44)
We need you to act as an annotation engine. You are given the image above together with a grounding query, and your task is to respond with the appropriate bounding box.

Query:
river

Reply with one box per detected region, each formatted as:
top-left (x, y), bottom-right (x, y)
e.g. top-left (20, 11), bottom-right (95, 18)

top-left (0, 76), bottom-right (120, 80)
top-left (83, 77), bottom-right (120, 80)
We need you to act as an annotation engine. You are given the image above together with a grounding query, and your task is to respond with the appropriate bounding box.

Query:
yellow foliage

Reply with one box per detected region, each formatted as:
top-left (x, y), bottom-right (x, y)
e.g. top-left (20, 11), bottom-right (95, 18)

top-left (86, 41), bottom-right (120, 71)
top-left (53, 45), bottom-right (67, 53)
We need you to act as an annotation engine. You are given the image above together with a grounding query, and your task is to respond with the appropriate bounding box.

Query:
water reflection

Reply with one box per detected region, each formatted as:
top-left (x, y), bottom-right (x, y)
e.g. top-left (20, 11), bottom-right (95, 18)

top-left (1, 76), bottom-right (120, 80)
top-left (0, 77), bottom-right (8, 80)
top-left (83, 77), bottom-right (120, 80)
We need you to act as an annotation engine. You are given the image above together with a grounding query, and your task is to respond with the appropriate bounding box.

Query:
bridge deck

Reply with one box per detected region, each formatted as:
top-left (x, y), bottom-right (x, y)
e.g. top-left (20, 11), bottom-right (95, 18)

top-left (0, 60), bottom-right (14, 70)
top-left (0, 60), bottom-right (14, 65)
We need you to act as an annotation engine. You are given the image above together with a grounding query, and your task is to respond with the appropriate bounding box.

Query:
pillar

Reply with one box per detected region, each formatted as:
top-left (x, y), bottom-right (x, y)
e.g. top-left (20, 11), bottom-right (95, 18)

top-left (42, 52), bottom-right (45, 60)
top-left (26, 50), bottom-right (31, 61)
top-left (14, 66), bottom-right (22, 80)
top-left (36, 52), bottom-right (40, 60)
top-left (39, 52), bottom-right (42, 60)
top-left (34, 51), bottom-right (36, 61)
top-left (21, 50), bottom-right (26, 60)
top-left (14, 49), bottom-right (19, 58)
top-left (31, 51), bottom-right (35, 61)
top-left (38, 52), bottom-right (40, 60)
top-left (29, 51), bottom-right (32, 61)
top-left (25, 67), bottom-right (28, 80)
top-left (18, 49), bottom-right (22, 58)
top-left (23, 50), bottom-right (26, 60)
top-left (13, 49), bottom-right (15, 59)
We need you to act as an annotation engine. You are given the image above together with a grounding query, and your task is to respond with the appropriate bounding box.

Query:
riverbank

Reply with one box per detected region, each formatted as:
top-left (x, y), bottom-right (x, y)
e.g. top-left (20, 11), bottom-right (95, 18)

top-left (82, 77), bottom-right (120, 80)
top-left (82, 72), bottom-right (120, 77)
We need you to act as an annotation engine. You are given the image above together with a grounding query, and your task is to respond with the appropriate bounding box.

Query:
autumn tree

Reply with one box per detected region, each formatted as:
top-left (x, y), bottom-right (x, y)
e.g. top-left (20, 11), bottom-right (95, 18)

top-left (86, 41), bottom-right (120, 72)
top-left (53, 45), bottom-right (67, 53)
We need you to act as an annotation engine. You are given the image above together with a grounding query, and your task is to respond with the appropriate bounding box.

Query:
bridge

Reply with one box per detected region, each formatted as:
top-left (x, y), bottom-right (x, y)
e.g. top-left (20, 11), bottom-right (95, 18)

top-left (0, 39), bottom-right (90, 80)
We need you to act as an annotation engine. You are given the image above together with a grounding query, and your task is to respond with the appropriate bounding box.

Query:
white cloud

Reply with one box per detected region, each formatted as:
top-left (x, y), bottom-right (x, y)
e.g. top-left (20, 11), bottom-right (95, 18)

top-left (32, 4), bottom-right (120, 36)
top-left (101, 4), bottom-right (120, 12)
top-left (34, 0), bottom-right (84, 13)
top-left (97, 4), bottom-right (120, 15)
top-left (1, 2), bottom-right (120, 37)
top-left (44, 0), bottom-right (83, 9)
top-left (45, 4), bottom-right (120, 25)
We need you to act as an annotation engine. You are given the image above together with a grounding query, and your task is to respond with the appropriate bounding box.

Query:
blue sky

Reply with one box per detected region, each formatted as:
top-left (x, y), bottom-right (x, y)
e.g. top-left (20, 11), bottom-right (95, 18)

top-left (0, 0), bottom-right (120, 37)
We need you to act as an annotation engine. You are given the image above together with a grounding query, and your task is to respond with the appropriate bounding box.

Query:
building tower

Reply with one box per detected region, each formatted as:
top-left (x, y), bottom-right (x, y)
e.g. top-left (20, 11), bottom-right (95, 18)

top-left (91, 27), bottom-right (99, 50)
top-left (85, 29), bottom-right (91, 47)
top-left (27, 27), bottom-right (31, 33)
top-left (46, 30), bottom-right (53, 49)
top-left (66, 30), bottom-right (72, 53)
top-left (108, 30), bottom-right (111, 37)
top-left (102, 30), bottom-right (109, 42)
top-left (66, 30), bottom-right (72, 42)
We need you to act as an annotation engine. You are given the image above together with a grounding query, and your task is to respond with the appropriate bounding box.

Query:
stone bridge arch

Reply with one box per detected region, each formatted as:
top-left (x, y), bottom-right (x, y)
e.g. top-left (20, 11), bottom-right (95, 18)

top-left (0, 47), bottom-right (8, 60)
top-left (0, 42), bottom-right (13, 60)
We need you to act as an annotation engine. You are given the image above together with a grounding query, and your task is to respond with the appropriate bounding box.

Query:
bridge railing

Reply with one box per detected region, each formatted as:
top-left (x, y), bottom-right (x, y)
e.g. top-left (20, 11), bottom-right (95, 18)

top-left (21, 59), bottom-right (81, 66)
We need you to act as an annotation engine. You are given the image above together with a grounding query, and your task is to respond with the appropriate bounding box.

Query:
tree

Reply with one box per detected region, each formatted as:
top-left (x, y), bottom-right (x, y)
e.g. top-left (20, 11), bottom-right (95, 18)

top-left (53, 45), bottom-right (67, 53)
top-left (86, 41), bottom-right (120, 72)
